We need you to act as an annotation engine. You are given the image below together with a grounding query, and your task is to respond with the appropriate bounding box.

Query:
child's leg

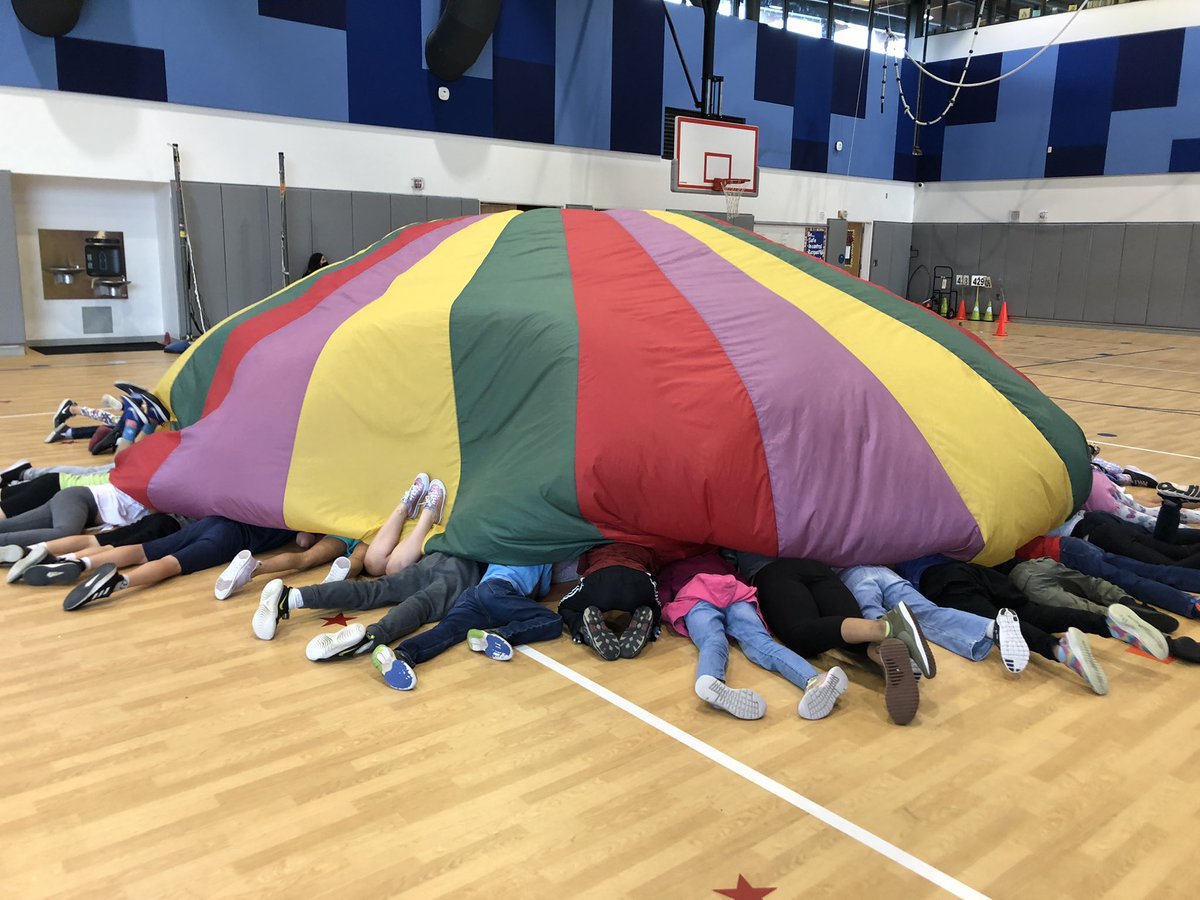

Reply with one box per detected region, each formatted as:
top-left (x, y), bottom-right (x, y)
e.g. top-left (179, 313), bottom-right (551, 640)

top-left (81, 543), bottom-right (150, 569)
top-left (383, 481), bottom-right (446, 575)
top-left (258, 536), bottom-right (342, 576)
top-left (123, 555), bottom-right (184, 588)
top-left (71, 404), bottom-right (120, 428)
top-left (881, 577), bottom-right (994, 662)
top-left (363, 505), bottom-right (408, 576)
top-left (396, 583), bottom-right (492, 664)
top-left (489, 595), bottom-right (564, 647)
top-left (44, 534), bottom-right (102, 555)
top-left (682, 602), bottom-right (731, 684)
top-left (724, 601), bottom-right (818, 689)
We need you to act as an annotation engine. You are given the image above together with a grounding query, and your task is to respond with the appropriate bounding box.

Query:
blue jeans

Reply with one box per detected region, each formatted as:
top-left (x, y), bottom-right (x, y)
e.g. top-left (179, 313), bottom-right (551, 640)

top-left (683, 601), bottom-right (817, 689)
top-left (398, 578), bottom-right (562, 665)
top-left (1061, 537), bottom-right (1200, 618)
top-left (839, 565), bottom-right (993, 661)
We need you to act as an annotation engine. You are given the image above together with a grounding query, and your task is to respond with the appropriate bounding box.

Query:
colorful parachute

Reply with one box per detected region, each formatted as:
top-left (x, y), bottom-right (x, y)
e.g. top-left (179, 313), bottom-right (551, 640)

top-left (112, 209), bottom-right (1089, 566)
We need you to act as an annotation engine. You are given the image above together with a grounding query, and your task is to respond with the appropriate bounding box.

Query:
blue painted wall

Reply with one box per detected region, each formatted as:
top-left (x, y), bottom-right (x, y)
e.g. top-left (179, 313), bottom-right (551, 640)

top-left (2, 2), bottom-right (1196, 183)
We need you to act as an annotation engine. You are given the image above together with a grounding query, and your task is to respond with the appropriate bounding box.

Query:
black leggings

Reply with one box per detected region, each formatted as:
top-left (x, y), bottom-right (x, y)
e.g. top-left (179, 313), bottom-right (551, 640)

top-left (1076, 512), bottom-right (1200, 568)
top-left (1152, 499), bottom-right (1200, 545)
top-left (920, 561), bottom-right (1110, 660)
top-left (0, 473), bottom-right (62, 519)
top-left (751, 558), bottom-right (862, 657)
top-left (557, 566), bottom-right (659, 637)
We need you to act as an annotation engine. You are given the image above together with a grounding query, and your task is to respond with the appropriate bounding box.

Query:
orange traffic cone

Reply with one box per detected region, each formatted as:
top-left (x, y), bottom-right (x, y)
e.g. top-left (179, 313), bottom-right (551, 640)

top-left (994, 302), bottom-right (1009, 337)
top-left (954, 298), bottom-right (967, 323)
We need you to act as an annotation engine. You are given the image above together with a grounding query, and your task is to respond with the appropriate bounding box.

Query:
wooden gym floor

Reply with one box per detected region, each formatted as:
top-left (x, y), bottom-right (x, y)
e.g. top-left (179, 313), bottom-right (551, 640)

top-left (1, 322), bottom-right (1198, 899)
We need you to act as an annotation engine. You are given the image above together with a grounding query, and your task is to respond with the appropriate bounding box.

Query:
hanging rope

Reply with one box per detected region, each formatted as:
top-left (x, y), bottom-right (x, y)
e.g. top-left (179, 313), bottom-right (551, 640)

top-left (886, 0), bottom-right (1091, 127)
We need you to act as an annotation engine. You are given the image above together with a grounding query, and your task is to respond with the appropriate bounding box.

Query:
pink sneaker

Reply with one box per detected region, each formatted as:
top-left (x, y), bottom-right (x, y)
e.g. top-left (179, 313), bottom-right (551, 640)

top-left (424, 479), bottom-right (447, 525)
top-left (399, 473), bottom-right (430, 519)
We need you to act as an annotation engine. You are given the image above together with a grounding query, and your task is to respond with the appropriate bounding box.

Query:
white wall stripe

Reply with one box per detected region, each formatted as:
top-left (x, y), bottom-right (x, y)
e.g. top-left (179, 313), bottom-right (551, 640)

top-left (519, 645), bottom-right (989, 900)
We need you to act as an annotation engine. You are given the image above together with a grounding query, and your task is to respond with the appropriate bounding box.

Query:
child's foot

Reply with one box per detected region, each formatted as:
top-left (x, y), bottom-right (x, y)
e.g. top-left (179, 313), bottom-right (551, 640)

top-left (423, 479), bottom-right (448, 525)
top-left (100, 394), bottom-right (123, 412)
top-left (695, 675), bottom-right (766, 719)
top-left (0, 544), bottom-right (27, 565)
top-left (798, 666), bottom-right (849, 721)
top-left (23, 559), bottom-right (85, 586)
top-left (467, 628), bottom-right (513, 660)
top-left (252, 579), bottom-right (291, 640)
top-left (322, 556), bottom-right (352, 584)
top-left (1120, 600), bottom-right (1177, 634)
top-left (1055, 627), bottom-right (1108, 695)
top-left (399, 472), bottom-right (431, 519)
top-left (371, 645), bottom-right (417, 690)
top-left (1106, 603), bottom-right (1168, 660)
top-left (882, 601), bottom-right (936, 678)
top-left (877, 637), bottom-right (920, 725)
top-left (44, 423), bottom-right (68, 444)
top-left (214, 549), bottom-right (260, 600)
top-left (113, 382), bottom-right (170, 424)
top-left (1168, 635), bottom-right (1200, 663)
top-left (581, 606), bottom-right (620, 661)
top-left (51, 398), bottom-right (74, 428)
top-left (63, 563), bottom-right (124, 610)
top-left (6, 544), bottom-right (48, 584)
top-left (0, 459), bottom-right (31, 487)
top-left (995, 608), bottom-right (1029, 674)
top-left (306, 623), bottom-right (376, 661)
top-left (618, 605), bottom-right (656, 659)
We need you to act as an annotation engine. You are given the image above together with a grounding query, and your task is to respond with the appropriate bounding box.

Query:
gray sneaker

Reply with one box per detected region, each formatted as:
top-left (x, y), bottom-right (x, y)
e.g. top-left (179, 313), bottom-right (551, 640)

top-left (882, 601), bottom-right (937, 678)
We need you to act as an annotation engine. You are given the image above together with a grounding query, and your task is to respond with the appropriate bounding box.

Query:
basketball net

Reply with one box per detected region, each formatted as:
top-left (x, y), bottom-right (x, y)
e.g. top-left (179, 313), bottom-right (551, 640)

top-left (712, 177), bottom-right (750, 221)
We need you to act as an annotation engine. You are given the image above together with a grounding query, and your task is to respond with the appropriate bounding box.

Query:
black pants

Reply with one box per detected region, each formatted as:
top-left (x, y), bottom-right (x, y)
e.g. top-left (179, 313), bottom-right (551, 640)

top-left (1152, 499), bottom-right (1200, 545)
top-left (751, 557), bottom-right (862, 657)
top-left (1076, 512), bottom-right (1200, 568)
top-left (558, 566), bottom-right (659, 637)
top-left (0, 473), bottom-right (61, 518)
top-left (920, 561), bottom-right (1110, 660)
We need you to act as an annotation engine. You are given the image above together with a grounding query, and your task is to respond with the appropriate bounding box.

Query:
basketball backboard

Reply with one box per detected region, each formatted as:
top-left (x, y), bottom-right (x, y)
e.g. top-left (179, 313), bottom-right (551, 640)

top-left (671, 116), bottom-right (760, 197)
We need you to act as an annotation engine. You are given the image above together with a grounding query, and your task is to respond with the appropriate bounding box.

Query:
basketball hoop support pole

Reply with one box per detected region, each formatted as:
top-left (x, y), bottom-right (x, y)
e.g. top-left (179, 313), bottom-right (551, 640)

top-left (699, 0), bottom-right (718, 116)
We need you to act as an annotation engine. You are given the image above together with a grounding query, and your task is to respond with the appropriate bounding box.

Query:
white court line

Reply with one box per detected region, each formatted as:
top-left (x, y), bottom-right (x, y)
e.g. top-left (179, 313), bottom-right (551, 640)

top-left (0, 412), bottom-right (49, 420)
top-left (1093, 441), bottom-right (1200, 462)
top-left (519, 646), bottom-right (989, 900)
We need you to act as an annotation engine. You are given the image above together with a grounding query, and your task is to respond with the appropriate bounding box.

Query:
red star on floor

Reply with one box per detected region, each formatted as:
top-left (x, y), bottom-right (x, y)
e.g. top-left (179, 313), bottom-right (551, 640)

top-left (1126, 644), bottom-right (1174, 664)
top-left (320, 613), bottom-right (357, 627)
top-left (714, 874), bottom-right (776, 899)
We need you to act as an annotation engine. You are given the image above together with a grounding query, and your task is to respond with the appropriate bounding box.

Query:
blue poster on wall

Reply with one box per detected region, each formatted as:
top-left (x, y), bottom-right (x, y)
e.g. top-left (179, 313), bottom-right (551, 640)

top-left (804, 227), bottom-right (826, 259)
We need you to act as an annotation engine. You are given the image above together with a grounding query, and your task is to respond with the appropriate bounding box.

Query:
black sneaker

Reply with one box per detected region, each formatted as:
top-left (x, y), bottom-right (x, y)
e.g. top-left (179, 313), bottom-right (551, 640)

top-left (51, 398), bottom-right (74, 429)
top-left (1121, 602), bottom-right (1178, 634)
top-left (580, 606), bottom-right (620, 661)
top-left (23, 559), bottom-right (86, 586)
top-left (1123, 467), bottom-right (1158, 488)
top-left (1168, 635), bottom-right (1200, 664)
top-left (1157, 482), bottom-right (1200, 505)
top-left (618, 606), bottom-right (655, 659)
top-left (0, 459), bottom-right (30, 487)
top-left (63, 563), bottom-right (123, 610)
top-left (44, 423), bottom-right (69, 444)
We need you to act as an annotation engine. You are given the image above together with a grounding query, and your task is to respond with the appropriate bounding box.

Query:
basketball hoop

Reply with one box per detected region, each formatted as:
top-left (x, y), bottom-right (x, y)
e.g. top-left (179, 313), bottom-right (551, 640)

top-left (712, 177), bottom-right (751, 220)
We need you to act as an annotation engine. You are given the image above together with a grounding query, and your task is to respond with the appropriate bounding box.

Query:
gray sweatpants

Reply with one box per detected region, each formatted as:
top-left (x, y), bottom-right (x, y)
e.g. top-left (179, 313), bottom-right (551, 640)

top-left (0, 486), bottom-right (99, 547)
top-left (299, 551), bottom-right (484, 646)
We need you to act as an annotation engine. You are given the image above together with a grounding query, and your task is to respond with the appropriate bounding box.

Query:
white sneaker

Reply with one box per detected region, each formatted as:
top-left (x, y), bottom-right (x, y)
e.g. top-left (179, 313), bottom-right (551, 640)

top-left (695, 675), bottom-right (766, 720)
top-left (798, 666), bottom-right (849, 720)
top-left (0, 545), bottom-right (25, 565)
top-left (252, 579), bottom-right (289, 640)
top-left (322, 556), bottom-right (351, 584)
top-left (306, 623), bottom-right (370, 661)
top-left (214, 549), bottom-right (260, 600)
top-left (7, 544), bottom-right (48, 584)
top-left (995, 608), bottom-right (1029, 674)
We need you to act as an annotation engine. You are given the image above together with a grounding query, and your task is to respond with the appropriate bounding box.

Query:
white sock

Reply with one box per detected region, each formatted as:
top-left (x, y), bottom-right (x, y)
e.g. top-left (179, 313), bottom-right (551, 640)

top-left (79, 556), bottom-right (93, 571)
top-left (986, 619), bottom-right (997, 640)
top-left (288, 588), bottom-right (304, 609)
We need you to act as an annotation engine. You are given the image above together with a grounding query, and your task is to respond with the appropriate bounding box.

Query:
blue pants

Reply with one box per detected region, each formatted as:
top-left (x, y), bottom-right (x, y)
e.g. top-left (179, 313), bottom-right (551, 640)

top-left (840, 565), bottom-right (993, 661)
top-left (1061, 537), bottom-right (1199, 618)
top-left (399, 578), bottom-right (562, 665)
top-left (684, 600), bottom-right (816, 690)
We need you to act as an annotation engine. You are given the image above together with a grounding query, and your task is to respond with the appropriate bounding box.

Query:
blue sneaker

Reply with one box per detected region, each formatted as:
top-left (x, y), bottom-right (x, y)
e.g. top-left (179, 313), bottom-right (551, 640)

top-left (371, 646), bottom-right (417, 690)
top-left (467, 629), bottom-right (513, 660)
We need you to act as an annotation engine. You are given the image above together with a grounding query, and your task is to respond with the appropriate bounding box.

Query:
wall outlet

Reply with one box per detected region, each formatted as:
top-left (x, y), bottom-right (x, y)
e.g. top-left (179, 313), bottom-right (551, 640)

top-left (411, 177), bottom-right (425, 192)
top-left (1038, 210), bottom-right (1049, 222)
top-left (1008, 210), bottom-right (1020, 222)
